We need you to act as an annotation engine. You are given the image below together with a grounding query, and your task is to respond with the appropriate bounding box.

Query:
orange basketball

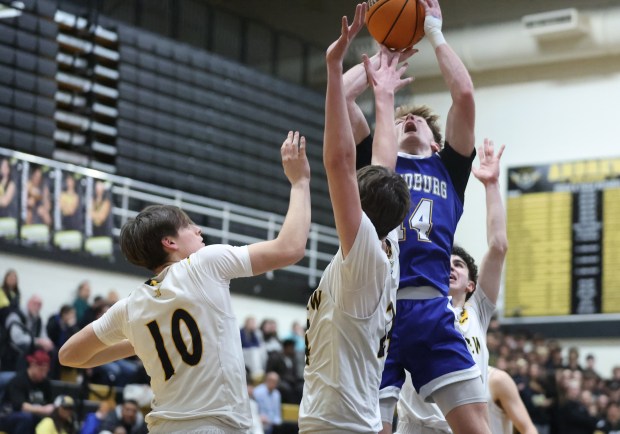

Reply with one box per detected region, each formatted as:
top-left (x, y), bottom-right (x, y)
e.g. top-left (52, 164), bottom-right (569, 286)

top-left (365, 0), bottom-right (426, 50)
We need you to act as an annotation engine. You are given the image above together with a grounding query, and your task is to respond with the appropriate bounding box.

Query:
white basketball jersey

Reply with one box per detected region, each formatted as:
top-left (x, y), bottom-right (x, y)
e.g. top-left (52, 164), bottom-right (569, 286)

top-left (487, 368), bottom-right (512, 434)
top-left (299, 214), bottom-right (399, 433)
top-left (93, 244), bottom-right (253, 433)
top-left (396, 286), bottom-right (495, 433)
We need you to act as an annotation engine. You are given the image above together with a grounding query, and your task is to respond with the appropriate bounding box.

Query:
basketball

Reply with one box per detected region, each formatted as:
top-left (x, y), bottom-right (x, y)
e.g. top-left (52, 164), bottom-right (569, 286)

top-left (365, 0), bottom-right (426, 50)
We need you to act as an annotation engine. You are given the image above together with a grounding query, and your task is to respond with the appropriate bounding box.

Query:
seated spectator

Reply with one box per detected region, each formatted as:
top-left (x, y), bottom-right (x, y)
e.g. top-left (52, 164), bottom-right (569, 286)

top-left (259, 319), bottom-right (282, 355)
top-left (266, 339), bottom-right (303, 404)
top-left (0, 269), bottom-right (20, 310)
top-left (0, 349), bottom-right (54, 434)
top-left (1, 304), bottom-right (54, 373)
top-left (557, 380), bottom-right (605, 434)
top-left (98, 400), bottom-right (147, 434)
top-left (282, 321), bottom-right (305, 354)
top-left (600, 401), bottom-right (620, 433)
top-left (78, 401), bottom-right (112, 434)
top-left (241, 316), bottom-right (265, 379)
top-left (253, 372), bottom-right (282, 434)
top-left (35, 395), bottom-right (77, 434)
top-left (24, 295), bottom-right (44, 339)
top-left (72, 282), bottom-right (91, 326)
top-left (79, 296), bottom-right (107, 329)
top-left (46, 306), bottom-right (79, 349)
top-left (247, 377), bottom-right (265, 434)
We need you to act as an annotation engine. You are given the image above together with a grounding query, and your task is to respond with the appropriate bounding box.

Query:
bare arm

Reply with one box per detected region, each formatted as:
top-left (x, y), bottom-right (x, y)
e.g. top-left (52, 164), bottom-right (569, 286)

top-left (248, 131), bottom-right (311, 275)
top-left (323, 3), bottom-right (367, 257)
top-left (421, 0), bottom-right (475, 156)
top-left (343, 60), bottom-right (371, 144)
top-left (490, 368), bottom-right (538, 434)
top-left (59, 324), bottom-right (135, 368)
top-left (472, 139), bottom-right (507, 305)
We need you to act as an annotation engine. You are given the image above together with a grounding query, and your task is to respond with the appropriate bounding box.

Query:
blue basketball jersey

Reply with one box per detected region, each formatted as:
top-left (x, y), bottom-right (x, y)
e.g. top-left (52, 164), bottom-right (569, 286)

top-left (396, 149), bottom-right (469, 296)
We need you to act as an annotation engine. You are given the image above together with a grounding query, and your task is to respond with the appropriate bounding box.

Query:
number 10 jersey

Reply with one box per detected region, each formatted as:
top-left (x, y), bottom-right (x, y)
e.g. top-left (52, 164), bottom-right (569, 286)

top-left (92, 244), bottom-right (254, 433)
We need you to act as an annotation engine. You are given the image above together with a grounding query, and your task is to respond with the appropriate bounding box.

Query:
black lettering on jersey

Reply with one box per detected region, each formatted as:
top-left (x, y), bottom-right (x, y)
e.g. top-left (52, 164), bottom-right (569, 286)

top-left (305, 290), bottom-right (322, 366)
top-left (464, 335), bottom-right (481, 355)
top-left (377, 301), bottom-right (395, 358)
top-left (308, 290), bottom-right (322, 311)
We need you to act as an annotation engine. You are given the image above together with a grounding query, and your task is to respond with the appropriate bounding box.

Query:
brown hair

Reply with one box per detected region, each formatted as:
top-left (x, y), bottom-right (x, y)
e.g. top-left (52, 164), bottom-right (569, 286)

top-left (119, 205), bottom-right (193, 271)
top-left (452, 245), bottom-right (478, 301)
top-left (357, 165), bottom-right (410, 239)
top-left (395, 105), bottom-right (443, 146)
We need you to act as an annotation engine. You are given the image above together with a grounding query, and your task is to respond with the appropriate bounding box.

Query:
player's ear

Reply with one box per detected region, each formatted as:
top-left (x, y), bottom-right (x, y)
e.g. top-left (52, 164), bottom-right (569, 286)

top-left (431, 142), bottom-right (440, 153)
top-left (161, 236), bottom-right (177, 251)
top-left (467, 280), bottom-right (476, 294)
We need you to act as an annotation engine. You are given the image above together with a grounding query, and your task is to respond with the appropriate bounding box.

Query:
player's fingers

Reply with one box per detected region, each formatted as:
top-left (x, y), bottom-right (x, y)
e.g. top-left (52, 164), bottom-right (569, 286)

top-left (477, 145), bottom-right (485, 161)
top-left (299, 136), bottom-right (307, 159)
top-left (496, 144), bottom-right (506, 160)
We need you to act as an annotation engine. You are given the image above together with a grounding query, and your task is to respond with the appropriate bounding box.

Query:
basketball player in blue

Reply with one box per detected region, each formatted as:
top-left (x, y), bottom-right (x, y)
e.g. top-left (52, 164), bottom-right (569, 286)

top-left (344, 0), bottom-right (491, 433)
top-left (300, 3), bottom-right (413, 433)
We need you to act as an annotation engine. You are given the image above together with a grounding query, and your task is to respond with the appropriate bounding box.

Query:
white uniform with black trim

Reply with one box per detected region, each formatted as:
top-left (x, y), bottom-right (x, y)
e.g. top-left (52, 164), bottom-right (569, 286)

top-left (487, 367), bottom-right (512, 434)
top-left (395, 286), bottom-right (495, 434)
top-left (93, 244), bottom-right (254, 434)
top-left (299, 213), bottom-right (399, 433)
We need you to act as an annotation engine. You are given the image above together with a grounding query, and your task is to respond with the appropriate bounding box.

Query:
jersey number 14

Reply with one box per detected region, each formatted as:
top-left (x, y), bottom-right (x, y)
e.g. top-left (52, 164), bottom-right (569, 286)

top-left (399, 198), bottom-right (433, 242)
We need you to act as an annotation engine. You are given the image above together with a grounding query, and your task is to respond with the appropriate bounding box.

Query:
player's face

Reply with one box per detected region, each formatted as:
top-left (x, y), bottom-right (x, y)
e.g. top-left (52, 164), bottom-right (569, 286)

top-left (395, 114), bottom-right (436, 154)
top-left (174, 223), bottom-right (205, 257)
top-left (448, 255), bottom-right (473, 296)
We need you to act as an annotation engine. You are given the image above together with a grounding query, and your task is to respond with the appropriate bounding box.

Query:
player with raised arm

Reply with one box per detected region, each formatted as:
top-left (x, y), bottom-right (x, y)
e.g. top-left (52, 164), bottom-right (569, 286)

top-left (394, 139), bottom-right (509, 434)
top-left (298, 3), bottom-right (411, 433)
top-left (345, 0), bottom-right (493, 433)
top-left (59, 131), bottom-right (311, 434)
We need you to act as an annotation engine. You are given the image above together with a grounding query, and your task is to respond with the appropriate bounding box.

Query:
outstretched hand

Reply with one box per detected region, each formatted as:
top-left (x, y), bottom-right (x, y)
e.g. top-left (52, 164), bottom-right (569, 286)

top-left (420, 0), bottom-right (442, 20)
top-left (326, 3), bottom-right (367, 66)
top-left (472, 138), bottom-right (505, 185)
top-left (363, 45), bottom-right (415, 95)
top-left (281, 131), bottom-right (310, 185)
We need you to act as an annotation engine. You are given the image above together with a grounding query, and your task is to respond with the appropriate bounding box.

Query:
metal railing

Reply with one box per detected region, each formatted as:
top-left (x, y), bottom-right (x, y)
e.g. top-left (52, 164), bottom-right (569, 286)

top-left (0, 147), bottom-right (339, 287)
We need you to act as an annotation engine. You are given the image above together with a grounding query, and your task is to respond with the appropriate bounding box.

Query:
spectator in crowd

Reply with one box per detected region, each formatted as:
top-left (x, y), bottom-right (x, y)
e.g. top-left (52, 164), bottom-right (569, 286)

top-left (24, 295), bottom-right (45, 339)
top-left (247, 377), bottom-right (265, 434)
top-left (1, 300), bottom-right (54, 373)
top-left (253, 372), bottom-right (282, 434)
top-left (556, 379), bottom-right (604, 434)
top-left (282, 321), bottom-right (305, 354)
top-left (35, 395), bottom-right (77, 434)
top-left (106, 290), bottom-right (119, 306)
top-left (0, 269), bottom-right (20, 310)
top-left (259, 319), bottom-right (282, 355)
top-left (600, 401), bottom-right (620, 434)
top-left (241, 316), bottom-right (265, 378)
top-left (78, 296), bottom-right (108, 329)
top-left (565, 346), bottom-right (583, 372)
top-left (0, 350), bottom-right (54, 434)
top-left (46, 306), bottom-right (79, 350)
top-left (79, 401), bottom-right (112, 434)
top-left (266, 339), bottom-right (303, 404)
top-left (98, 400), bottom-right (147, 434)
top-left (72, 282), bottom-right (91, 326)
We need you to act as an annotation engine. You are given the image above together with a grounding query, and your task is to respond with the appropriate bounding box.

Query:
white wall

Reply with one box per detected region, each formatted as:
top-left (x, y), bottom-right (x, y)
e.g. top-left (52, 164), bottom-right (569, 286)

top-left (0, 252), bottom-right (306, 333)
